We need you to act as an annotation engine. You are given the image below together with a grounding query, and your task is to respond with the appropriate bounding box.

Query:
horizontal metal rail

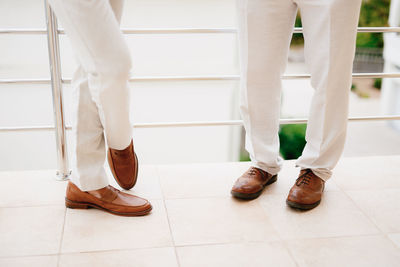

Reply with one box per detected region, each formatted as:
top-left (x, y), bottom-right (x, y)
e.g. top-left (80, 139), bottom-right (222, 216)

top-left (283, 73), bottom-right (400, 79)
top-left (2, 73), bottom-right (400, 85)
top-left (2, 115), bottom-right (400, 132)
top-left (1, 27), bottom-right (400, 35)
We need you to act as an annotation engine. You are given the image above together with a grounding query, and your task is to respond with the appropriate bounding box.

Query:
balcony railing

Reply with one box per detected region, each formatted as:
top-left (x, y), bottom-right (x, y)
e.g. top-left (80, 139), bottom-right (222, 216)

top-left (1, 0), bottom-right (400, 180)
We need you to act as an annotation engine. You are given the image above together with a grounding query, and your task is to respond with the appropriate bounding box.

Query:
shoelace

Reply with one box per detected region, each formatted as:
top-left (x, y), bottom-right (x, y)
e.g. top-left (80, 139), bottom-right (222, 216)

top-left (296, 170), bottom-right (313, 186)
top-left (248, 167), bottom-right (259, 176)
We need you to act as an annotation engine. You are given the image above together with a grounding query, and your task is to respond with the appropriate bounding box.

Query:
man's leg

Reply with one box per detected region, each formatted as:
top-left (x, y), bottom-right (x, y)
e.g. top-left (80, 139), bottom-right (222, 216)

top-left (238, 0), bottom-right (298, 174)
top-left (232, 0), bottom-right (297, 199)
top-left (48, 0), bottom-right (151, 215)
top-left (296, 0), bottom-right (362, 180)
top-left (68, 0), bottom-right (129, 191)
top-left (287, 0), bottom-right (362, 209)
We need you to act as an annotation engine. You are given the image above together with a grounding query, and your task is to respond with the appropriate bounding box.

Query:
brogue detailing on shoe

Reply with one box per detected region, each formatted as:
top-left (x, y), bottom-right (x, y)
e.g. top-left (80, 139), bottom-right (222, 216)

top-left (296, 169), bottom-right (314, 186)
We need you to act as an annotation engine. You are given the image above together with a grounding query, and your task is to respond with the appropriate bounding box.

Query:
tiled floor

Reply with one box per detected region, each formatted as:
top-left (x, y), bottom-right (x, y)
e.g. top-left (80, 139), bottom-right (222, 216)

top-left (1, 156), bottom-right (400, 267)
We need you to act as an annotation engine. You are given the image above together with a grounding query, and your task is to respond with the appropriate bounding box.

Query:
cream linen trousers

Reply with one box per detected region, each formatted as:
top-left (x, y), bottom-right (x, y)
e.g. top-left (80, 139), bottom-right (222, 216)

top-left (237, 0), bottom-right (362, 180)
top-left (48, 0), bottom-right (132, 191)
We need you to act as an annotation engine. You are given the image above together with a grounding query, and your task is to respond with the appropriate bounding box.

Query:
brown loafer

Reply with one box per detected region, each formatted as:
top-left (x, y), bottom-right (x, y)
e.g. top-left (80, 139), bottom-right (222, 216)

top-left (65, 181), bottom-right (152, 216)
top-left (107, 140), bottom-right (138, 190)
top-left (286, 169), bottom-right (325, 210)
top-left (231, 167), bottom-right (277, 200)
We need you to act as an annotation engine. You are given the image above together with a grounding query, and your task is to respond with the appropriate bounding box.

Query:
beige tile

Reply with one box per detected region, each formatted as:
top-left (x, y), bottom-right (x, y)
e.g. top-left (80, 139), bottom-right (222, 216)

top-left (0, 255), bottom-right (58, 267)
top-left (259, 192), bottom-right (380, 240)
top-left (388, 233), bottom-right (400, 249)
top-left (59, 247), bottom-right (178, 267)
top-left (287, 235), bottom-right (400, 267)
top-left (158, 162), bottom-right (251, 199)
top-left (333, 156), bottom-right (400, 191)
top-left (346, 189), bottom-right (400, 233)
top-left (61, 200), bottom-right (172, 253)
top-left (0, 206), bottom-right (65, 257)
top-left (177, 242), bottom-right (296, 267)
top-left (165, 198), bottom-right (279, 246)
top-left (107, 165), bottom-right (163, 200)
top-left (158, 161), bottom-right (339, 200)
top-left (0, 170), bottom-right (66, 207)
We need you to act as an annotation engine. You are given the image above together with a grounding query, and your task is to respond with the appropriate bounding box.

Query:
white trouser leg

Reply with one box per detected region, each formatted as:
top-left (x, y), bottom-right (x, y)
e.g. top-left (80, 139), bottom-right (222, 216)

top-left (237, 0), bottom-right (298, 175)
top-left (295, 0), bottom-right (362, 181)
top-left (48, 0), bottom-right (131, 190)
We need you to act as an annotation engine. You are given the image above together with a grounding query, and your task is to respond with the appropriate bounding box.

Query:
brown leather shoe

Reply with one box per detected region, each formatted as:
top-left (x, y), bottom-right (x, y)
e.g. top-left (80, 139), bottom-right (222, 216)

top-left (65, 181), bottom-right (152, 216)
top-left (286, 169), bottom-right (325, 210)
top-left (231, 167), bottom-right (277, 200)
top-left (107, 140), bottom-right (138, 190)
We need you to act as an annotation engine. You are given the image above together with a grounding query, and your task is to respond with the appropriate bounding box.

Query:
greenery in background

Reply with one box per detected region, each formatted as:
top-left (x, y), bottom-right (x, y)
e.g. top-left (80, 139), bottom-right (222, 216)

top-left (239, 124), bottom-right (307, 161)
top-left (279, 124), bottom-right (307, 160)
top-left (291, 0), bottom-right (391, 48)
top-left (374, 78), bottom-right (382, 89)
top-left (239, 153), bottom-right (250, 162)
top-left (291, 13), bottom-right (304, 46)
top-left (357, 0), bottom-right (390, 48)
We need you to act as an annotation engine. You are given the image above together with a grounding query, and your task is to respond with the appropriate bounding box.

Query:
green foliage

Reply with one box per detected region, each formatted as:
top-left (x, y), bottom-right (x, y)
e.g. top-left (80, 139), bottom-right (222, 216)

top-left (373, 78), bottom-right (382, 89)
top-left (279, 124), bottom-right (307, 160)
top-left (291, 0), bottom-right (391, 48)
top-left (239, 152), bottom-right (250, 162)
top-left (357, 0), bottom-right (390, 48)
top-left (291, 12), bottom-right (304, 46)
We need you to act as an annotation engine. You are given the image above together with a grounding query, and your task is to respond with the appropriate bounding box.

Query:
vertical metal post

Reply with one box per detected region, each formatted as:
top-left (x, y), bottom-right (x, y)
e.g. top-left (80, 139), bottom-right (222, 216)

top-left (45, 0), bottom-right (70, 181)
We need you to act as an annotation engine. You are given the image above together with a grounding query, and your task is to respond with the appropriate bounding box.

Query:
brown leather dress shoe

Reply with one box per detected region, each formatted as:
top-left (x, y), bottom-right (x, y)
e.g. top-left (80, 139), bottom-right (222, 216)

top-left (231, 167), bottom-right (277, 200)
top-left (107, 140), bottom-right (138, 190)
top-left (65, 181), bottom-right (152, 216)
top-left (286, 169), bottom-right (325, 210)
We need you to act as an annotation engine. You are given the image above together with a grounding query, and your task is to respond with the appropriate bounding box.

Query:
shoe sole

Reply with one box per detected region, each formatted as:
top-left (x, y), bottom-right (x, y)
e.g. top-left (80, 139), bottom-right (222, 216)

top-left (231, 175), bottom-right (278, 200)
top-left (286, 199), bottom-right (321, 210)
top-left (65, 198), bottom-right (152, 217)
top-left (107, 151), bottom-right (139, 190)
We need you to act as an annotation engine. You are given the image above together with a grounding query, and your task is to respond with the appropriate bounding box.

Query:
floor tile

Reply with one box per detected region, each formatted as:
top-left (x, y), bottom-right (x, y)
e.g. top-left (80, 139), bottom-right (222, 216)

top-left (0, 170), bottom-right (66, 207)
top-left (107, 165), bottom-right (163, 200)
top-left (333, 155), bottom-right (400, 191)
top-left (258, 191), bottom-right (380, 240)
top-left (0, 206), bottom-right (65, 257)
top-left (388, 233), bottom-right (400, 249)
top-left (158, 161), bottom-right (339, 200)
top-left (0, 255), bottom-right (58, 267)
top-left (287, 235), bottom-right (400, 267)
top-left (346, 189), bottom-right (400, 233)
top-left (61, 200), bottom-right (172, 253)
top-left (158, 162), bottom-right (250, 199)
top-left (177, 242), bottom-right (296, 267)
top-left (165, 198), bottom-right (279, 246)
top-left (59, 247), bottom-right (178, 267)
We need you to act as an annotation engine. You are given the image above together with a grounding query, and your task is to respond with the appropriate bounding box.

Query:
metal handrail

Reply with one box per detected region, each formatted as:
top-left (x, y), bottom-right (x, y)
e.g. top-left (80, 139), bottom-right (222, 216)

top-left (44, 1), bottom-right (70, 180)
top-left (2, 2), bottom-right (400, 180)
top-left (1, 26), bottom-right (400, 35)
top-left (2, 72), bottom-right (400, 85)
top-left (2, 115), bottom-right (400, 132)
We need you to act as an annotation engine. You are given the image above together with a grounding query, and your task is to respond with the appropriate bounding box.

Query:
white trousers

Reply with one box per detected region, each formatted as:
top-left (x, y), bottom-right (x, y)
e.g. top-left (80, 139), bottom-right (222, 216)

top-left (48, 0), bottom-right (132, 191)
top-left (237, 0), bottom-right (362, 181)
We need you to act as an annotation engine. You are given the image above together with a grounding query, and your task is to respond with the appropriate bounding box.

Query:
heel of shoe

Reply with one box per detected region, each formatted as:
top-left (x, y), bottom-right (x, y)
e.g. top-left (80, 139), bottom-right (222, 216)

top-left (65, 198), bottom-right (90, 209)
top-left (266, 175), bottom-right (278, 185)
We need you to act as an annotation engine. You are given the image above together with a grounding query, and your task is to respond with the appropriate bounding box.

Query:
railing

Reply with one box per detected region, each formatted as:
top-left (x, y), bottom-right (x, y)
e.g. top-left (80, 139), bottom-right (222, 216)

top-left (1, 1), bottom-right (400, 180)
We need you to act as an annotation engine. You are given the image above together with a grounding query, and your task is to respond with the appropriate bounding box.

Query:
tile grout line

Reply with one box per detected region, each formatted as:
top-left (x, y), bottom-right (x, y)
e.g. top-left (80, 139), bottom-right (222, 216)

top-left (340, 188), bottom-right (387, 235)
top-left (56, 207), bottom-right (67, 267)
top-left (155, 165), bottom-right (182, 267)
top-left (255, 197), bottom-right (301, 267)
top-left (340, 188), bottom-right (400, 250)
